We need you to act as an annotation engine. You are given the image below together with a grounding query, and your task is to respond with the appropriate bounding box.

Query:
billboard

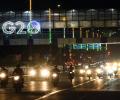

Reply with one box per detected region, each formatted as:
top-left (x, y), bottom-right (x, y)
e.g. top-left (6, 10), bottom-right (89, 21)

top-left (72, 43), bottom-right (102, 50)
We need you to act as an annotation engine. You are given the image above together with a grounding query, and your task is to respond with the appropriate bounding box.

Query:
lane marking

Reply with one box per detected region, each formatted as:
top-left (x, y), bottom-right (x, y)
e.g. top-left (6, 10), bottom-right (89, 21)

top-left (35, 79), bottom-right (96, 100)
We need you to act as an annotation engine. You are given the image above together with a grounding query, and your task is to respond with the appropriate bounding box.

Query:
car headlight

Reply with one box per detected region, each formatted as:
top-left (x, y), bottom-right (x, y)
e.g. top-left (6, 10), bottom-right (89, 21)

top-left (29, 69), bottom-right (36, 77)
top-left (52, 73), bottom-right (58, 78)
top-left (85, 65), bottom-right (89, 69)
top-left (70, 72), bottom-right (73, 74)
top-left (72, 70), bottom-right (75, 73)
top-left (40, 69), bottom-right (50, 78)
top-left (112, 67), bottom-right (117, 72)
top-left (107, 69), bottom-right (113, 74)
top-left (96, 69), bottom-right (102, 74)
top-left (86, 69), bottom-right (91, 75)
top-left (14, 76), bottom-right (20, 81)
top-left (79, 69), bottom-right (85, 74)
top-left (0, 72), bottom-right (6, 78)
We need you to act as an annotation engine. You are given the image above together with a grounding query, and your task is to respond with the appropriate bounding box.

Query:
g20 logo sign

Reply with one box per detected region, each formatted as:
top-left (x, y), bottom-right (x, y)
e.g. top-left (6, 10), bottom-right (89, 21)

top-left (2, 21), bottom-right (41, 35)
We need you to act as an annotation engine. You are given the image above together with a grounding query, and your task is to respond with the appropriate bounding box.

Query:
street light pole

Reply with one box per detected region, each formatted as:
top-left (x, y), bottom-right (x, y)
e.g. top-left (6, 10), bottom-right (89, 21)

top-left (86, 30), bottom-right (89, 38)
top-left (29, 0), bottom-right (32, 21)
top-left (28, 0), bottom-right (33, 65)
top-left (57, 4), bottom-right (66, 39)
top-left (72, 27), bottom-right (75, 38)
top-left (80, 27), bottom-right (82, 38)
top-left (48, 8), bottom-right (52, 44)
top-left (62, 17), bottom-right (66, 38)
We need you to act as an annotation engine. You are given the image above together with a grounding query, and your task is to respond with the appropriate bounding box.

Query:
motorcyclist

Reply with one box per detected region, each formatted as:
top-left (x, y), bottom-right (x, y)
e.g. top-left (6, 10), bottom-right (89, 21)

top-left (69, 65), bottom-right (74, 72)
top-left (12, 64), bottom-right (24, 76)
top-left (0, 66), bottom-right (9, 87)
top-left (12, 64), bottom-right (24, 85)
top-left (0, 66), bottom-right (8, 76)
top-left (52, 65), bottom-right (60, 73)
top-left (51, 65), bottom-right (60, 86)
top-left (68, 65), bottom-right (75, 82)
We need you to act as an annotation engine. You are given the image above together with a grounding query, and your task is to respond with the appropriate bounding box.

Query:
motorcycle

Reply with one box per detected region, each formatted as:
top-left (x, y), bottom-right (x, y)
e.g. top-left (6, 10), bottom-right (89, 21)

top-left (96, 68), bottom-right (103, 79)
top-left (0, 71), bottom-right (8, 88)
top-left (86, 69), bottom-right (92, 80)
top-left (51, 72), bottom-right (59, 86)
top-left (68, 70), bottom-right (75, 82)
top-left (12, 75), bottom-right (24, 92)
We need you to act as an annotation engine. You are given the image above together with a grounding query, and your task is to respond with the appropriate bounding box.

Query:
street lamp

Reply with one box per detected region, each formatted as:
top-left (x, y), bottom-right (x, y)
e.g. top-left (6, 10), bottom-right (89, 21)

top-left (57, 4), bottom-right (61, 8)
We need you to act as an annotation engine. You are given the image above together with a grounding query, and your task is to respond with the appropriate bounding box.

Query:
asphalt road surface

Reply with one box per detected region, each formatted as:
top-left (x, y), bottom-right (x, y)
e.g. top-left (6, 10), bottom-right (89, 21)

top-left (0, 74), bottom-right (120, 100)
top-left (35, 78), bottom-right (120, 100)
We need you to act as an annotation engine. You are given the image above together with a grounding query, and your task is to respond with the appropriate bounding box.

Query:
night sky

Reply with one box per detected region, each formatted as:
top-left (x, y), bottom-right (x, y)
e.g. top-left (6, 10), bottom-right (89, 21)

top-left (0, 0), bottom-right (119, 11)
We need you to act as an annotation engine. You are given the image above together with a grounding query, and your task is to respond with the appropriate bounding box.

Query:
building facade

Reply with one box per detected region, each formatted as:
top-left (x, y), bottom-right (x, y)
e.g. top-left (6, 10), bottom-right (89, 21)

top-left (0, 9), bottom-right (120, 65)
top-left (0, 9), bottom-right (120, 46)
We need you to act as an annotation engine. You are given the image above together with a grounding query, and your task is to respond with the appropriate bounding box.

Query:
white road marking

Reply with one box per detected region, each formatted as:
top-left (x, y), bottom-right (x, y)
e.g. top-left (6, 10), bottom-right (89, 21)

top-left (35, 79), bottom-right (96, 100)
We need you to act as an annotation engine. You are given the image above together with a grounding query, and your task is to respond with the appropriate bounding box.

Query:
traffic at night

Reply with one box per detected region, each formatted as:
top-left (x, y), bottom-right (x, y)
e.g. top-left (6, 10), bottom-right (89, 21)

top-left (0, 0), bottom-right (120, 100)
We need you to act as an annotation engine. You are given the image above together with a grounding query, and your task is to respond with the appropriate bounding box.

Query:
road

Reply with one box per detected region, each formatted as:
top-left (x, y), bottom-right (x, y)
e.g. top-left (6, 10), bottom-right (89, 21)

top-left (35, 78), bottom-right (120, 100)
top-left (0, 73), bottom-right (120, 100)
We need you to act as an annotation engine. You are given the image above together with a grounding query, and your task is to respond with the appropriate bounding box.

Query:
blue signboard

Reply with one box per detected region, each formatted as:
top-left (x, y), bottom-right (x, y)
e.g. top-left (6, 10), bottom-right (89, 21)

top-left (72, 43), bottom-right (102, 50)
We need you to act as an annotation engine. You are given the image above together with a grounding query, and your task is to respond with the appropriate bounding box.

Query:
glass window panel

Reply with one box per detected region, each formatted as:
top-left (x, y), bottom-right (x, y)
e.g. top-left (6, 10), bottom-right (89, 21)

top-left (79, 12), bottom-right (85, 20)
top-left (66, 11), bottom-right (72, 21)
top-left (72, 11), bottom-right (78, 21)
top-left (98, 11), bottom-right (105, 20)
top-left (41, 22), bottom-right (53, 29)
top-left (67, 21), bottom-right (78, 28)
top-left (86, 10), bottom-right (92, 20)
top-left (54, 22), bottom-right (65, 28)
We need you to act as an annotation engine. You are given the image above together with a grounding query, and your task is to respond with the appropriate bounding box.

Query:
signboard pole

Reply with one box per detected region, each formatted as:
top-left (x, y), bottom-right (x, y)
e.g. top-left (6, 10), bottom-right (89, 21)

top-left (63, 27), bottom-right (66, 38)
top-left (92, 32), bottom-right (94, 38)
top-left (105, 43), bottom-right (108, 50)
top-left (86, 30), bottom-right (89, 38)
top-left (80, 27), bottom-right (82, 38)
top-left (72, 28), bottom-right (75, 38)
